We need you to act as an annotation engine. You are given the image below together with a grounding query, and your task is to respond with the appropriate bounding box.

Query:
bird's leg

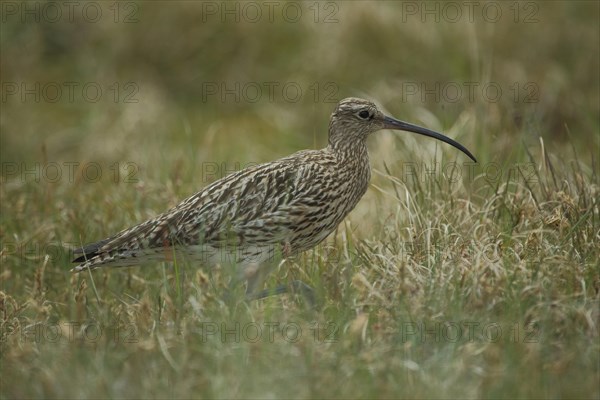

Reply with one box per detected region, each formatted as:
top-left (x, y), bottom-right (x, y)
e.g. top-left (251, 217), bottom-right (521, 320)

top-left (242, 262), bottom-right (272, 295)
top-left (235, 262), bottom-right (278, 299)
top-left (249, 280), bottom-right (316, 307)
top-left (241, 257), bottom-right (315, 306)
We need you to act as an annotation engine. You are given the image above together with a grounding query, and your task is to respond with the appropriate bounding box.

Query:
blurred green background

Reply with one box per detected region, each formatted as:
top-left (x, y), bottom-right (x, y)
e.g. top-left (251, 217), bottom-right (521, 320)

top-left (2, 1), bottom-right (598, 173)
top-left (1, 2), bottom-right (599, 399)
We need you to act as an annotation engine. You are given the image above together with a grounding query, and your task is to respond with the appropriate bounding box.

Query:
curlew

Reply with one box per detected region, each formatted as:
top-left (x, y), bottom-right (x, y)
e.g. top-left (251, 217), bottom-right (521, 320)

top-left (72, 98), bottom-right (476, 299)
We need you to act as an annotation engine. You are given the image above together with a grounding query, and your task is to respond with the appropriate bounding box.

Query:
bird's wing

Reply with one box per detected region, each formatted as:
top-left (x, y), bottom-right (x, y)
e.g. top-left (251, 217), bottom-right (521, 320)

top-left (168, 150), bottom-right (338, 247)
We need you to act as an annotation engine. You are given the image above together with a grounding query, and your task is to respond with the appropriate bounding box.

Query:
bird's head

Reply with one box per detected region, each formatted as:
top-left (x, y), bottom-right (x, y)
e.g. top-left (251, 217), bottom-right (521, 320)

top-left (328, 97), bottom-right (477, 162)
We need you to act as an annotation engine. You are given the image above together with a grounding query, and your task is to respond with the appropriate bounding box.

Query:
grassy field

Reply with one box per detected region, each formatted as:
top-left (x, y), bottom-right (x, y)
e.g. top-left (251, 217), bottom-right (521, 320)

top-left (1, 1), bottom-right (599, 399)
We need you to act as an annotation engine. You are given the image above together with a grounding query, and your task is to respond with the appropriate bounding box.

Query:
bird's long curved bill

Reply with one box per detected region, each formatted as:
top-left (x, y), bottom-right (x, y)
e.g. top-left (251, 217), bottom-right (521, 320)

top-left (383, 116), bottom-right (477, 162)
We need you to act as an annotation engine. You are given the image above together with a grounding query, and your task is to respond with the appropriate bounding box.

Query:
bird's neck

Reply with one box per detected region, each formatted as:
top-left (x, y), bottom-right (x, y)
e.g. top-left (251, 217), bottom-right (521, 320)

top-left (327, 138), bottom-right (369, 163)
top-left (326, 140), bottom-right (371, 183)
top-left (326, 140), bottom-right (371, 208)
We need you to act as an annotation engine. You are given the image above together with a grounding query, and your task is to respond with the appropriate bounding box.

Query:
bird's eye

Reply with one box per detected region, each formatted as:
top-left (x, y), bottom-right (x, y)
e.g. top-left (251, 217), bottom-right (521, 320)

top-left (358, 110), bottom-right (371, 120)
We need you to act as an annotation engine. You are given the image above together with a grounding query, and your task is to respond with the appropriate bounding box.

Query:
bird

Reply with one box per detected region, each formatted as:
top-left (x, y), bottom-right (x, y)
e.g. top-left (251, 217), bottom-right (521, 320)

top-left (72, 97), bottom-right (476, 299)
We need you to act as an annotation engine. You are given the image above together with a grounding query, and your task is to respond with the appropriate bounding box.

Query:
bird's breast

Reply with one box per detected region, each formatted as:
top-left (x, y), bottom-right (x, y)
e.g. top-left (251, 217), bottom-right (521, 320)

top-left (288, 158), bottom-right (371, 252)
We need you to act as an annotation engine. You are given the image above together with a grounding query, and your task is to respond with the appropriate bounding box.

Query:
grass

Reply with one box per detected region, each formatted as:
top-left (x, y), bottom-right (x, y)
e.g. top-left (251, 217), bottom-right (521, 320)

top-left (1, 1), bottom-right (599, 399)
top-left (1, 133), bottom-right (597, 399)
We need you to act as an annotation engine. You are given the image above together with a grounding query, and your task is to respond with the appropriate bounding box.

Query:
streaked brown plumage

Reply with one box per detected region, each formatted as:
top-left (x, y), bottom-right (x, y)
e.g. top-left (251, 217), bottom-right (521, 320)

top-left (72, 98), bottom-right (476, 295)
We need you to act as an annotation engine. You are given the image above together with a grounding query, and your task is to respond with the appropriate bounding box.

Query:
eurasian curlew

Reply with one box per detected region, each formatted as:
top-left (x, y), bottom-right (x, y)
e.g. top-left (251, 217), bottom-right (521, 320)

top-left (72, 97), bottom-right (476, 299)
